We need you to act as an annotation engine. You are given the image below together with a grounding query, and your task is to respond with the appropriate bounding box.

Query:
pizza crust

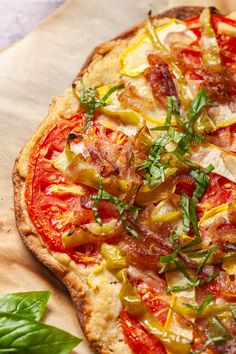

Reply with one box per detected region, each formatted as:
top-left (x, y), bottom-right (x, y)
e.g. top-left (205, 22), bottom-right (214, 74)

top-left (13, 6), bottom-right (218, 354)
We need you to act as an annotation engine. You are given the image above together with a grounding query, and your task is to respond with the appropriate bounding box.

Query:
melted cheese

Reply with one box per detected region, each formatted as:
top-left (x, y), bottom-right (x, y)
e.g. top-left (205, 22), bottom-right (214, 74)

top-left (190, 143), bottom-right (236, 183)
top-left (119, 20), bottom-right (196, 77)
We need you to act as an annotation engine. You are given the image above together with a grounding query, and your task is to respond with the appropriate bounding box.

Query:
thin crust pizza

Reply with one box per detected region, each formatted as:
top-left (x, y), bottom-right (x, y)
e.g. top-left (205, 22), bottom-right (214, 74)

top-left (13, 6), bottom-right (236, 354)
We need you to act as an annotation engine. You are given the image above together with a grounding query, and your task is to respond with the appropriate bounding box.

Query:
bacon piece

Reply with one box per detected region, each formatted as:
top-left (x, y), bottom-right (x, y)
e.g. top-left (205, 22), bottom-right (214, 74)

top-left (195, 68), bottom-right (229, 103)
top-left (144, 54), bottom-right (178, 108)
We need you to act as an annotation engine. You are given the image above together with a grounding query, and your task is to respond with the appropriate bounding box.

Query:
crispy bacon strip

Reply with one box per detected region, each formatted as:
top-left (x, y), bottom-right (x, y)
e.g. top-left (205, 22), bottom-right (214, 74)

top-left (144, 54), bottom-right (179, 108)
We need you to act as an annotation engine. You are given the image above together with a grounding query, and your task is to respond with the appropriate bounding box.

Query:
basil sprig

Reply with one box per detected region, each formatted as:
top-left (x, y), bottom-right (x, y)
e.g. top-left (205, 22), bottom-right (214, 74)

top-left (141, 87), bottom-right (214, 186)
top-left (73, 80), bottom-right (124, 130)
top-left (0, 291), bottom-right (81, 354)
top-left (0, 291), bottom-right (50, 321)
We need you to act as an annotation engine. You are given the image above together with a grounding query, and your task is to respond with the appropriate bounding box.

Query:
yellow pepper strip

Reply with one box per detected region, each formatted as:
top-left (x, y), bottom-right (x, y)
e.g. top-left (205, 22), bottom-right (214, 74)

top-left (136, 178), bottom-right (176, 206)
top-left (101, 243), bottom-right (127, 270)
top-left (200, 8), bottom-right (222, 71)
top-left (120, 279), bottom-right (191, 354)
top-left (100, 105), bottom-right (145, 128)
top-left (146, 16), bottom-right (192, 110)
top-left (85, 220), bottom-right (117, 236)
top-left (62, 229), bottom-right (94, 247)
top-left (48, 184), bottom-right (86, 196)
top-left (101, 244), bottom-right (190, 352)
top-left (199, 203), bottom-right (228, 225)
top-left (66, 161), bottom-right (137, 198)
top-left (62, 220), bottom-right (119, 248)
top-left (152, 210), bottom-right (181, 223)
top-left (222, 256), bottom-right (236, 275)
top-left (151, 199), bottom-right (181, 223)
top-left (173, 303), bottom-right (229, 319)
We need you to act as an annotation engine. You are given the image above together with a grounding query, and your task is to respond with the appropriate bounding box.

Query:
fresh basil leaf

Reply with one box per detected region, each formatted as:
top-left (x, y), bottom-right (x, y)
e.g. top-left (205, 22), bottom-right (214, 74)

top-left (0, 312), bottom-right (81, 354)
top-left (165, 281), bottom-right (196, 293)
top-left (0, 291), bottom-right (50, 321)
top-left (198, 271), bottom-right (219, 286)
top-left (165, 271), bottom-right (219, 293)
top-left (182, 198), bottom-right (201, 249)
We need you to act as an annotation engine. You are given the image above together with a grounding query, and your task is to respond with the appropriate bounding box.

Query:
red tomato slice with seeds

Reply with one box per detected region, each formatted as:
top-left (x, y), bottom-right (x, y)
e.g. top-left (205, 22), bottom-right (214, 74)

top-left (120, 310), bottom-right (167, 354)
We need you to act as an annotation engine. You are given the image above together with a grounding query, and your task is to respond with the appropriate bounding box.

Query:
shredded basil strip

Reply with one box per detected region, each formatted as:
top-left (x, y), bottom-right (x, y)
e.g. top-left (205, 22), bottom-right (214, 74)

top-left (73, 80), bottom-right (124, 130)
top-left (165, 247), bottom-right (218, 293)
top-left (195, 246), bottom-right (218, 277)
top-left (184, 294), bottom-right (214, 313)
top-left (92, 178), bottom-right (140, 237)
top-left (165, 271), bottom-right (219, 293)
top-left (190, 164), bottom-right (214, 201)
top-left (188, 87), bottom-right (214, 124)
top-left (138, 133), bottom-right (172, 186)
top-left (181, 194), bottom-right (190, 233)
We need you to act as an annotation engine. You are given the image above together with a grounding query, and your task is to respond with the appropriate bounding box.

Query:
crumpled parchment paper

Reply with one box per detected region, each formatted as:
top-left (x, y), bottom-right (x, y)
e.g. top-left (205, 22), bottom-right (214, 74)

top-left (0, 0), bottom-right (234, 352)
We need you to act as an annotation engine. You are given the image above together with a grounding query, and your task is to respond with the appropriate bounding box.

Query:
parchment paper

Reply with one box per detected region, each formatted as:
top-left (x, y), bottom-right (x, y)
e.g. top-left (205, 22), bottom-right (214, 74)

top-left (0, 0), bottom-right (234, 353)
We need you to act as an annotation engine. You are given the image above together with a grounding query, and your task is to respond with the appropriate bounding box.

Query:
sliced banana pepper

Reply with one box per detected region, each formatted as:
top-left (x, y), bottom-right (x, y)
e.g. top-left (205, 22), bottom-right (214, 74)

top-left (200, 8), bottom-right (222, 71)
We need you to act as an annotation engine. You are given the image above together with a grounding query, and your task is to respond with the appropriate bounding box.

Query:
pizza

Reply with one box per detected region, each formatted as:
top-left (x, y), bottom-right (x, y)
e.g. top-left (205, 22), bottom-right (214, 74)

top-left (13, 6), bottom-right (236, 354)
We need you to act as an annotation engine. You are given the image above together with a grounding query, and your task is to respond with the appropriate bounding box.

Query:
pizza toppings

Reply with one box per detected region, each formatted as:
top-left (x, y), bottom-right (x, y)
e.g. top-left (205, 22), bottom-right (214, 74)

top-left (25, 8), bottom-right (236, 354)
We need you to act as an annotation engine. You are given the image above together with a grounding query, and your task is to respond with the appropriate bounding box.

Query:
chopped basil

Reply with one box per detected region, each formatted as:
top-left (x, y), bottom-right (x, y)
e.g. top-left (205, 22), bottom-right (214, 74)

top-left (138, 133), bottom-right (172, 186)
top-left (168, 127), bottom-right (184, 144)
top-left (73, 80), bottom-right (124, 130)
top-left (188, 87), bottom-right (214, 125)
top-left (165, 271), bottom-right (219, 293)
top-left (92, 178), bottom-right (140, 237)
top-left (181, 194), bottom-right (190, 233)
top-left (184, 294), bottom-right (214, 313)
top-left (195, 246), bottom-right (218, 277)
top-left (165, 247), bottom-right (218, 293)
top-left (190, 164), bottom-right (214, 201)
top-left (141, 88), bottom-right (215, 187)
top-left (160, 248), bottom-right (180, 263)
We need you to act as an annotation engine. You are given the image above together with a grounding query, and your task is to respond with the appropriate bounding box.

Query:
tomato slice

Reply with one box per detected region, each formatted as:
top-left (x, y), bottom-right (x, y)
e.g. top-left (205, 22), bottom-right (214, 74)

top-left (25, 112), bottom-right (99, 265)
top-left (207, 124), bottom-right (236, 153)
top-left (199, 173), bottom-right (236, 213)
top-left (136, 281), bottom-right (169, 326)
top-left (120, 309), bottom-right (167, 354)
